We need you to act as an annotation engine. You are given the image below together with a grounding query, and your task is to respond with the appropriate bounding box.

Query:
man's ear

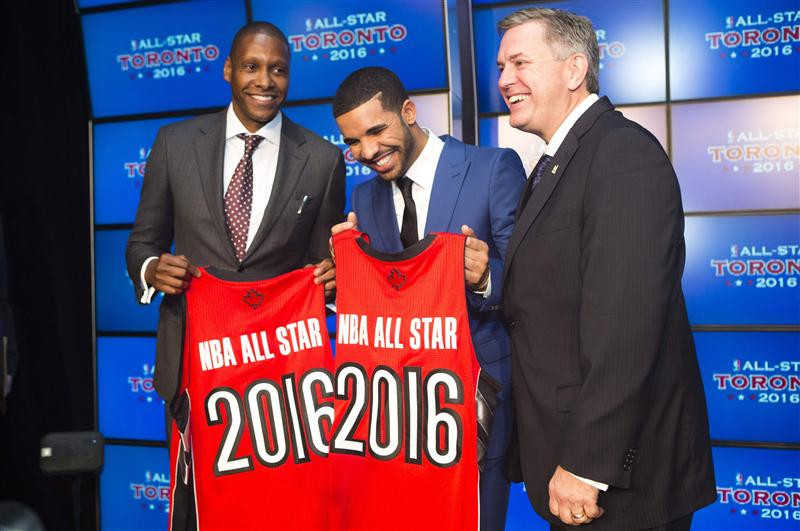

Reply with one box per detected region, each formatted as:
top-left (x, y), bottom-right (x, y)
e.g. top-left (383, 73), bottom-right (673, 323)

top-left (401, 98), bottom-right (417, 126)
top-left (565, 52), bottom-right (589, 92)
top-left (223, 56), bottom-right (232, 83)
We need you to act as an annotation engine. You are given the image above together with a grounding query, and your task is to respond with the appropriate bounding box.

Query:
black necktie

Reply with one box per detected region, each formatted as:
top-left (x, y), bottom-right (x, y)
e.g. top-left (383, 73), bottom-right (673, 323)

top-left (397, 176), bottom-right (418, 248)
top-left (520, 154), bottom-right (553, 213)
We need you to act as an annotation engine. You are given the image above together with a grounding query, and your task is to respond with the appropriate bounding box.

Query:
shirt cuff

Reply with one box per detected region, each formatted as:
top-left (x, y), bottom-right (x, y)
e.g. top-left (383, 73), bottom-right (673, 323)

top-left (569, 472), bottom-right (609, 492)
top-left (472, 268), bottom-right (492, 299)
top-left (139, 256), bottom-right (159, 304)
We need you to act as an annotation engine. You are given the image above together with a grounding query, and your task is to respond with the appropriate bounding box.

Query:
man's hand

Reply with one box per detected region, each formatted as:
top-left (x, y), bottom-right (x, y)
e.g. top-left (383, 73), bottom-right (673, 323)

top-left (311, 258), bottom-right (336, 300)
top-left (329, 211), bottom-right (359, 260)
top-left (145, 253), bottom-right (200, 295)
top-left (462, 225), bottom-right (490, 291)
top-left (548, 465), bottom-right (604, 526)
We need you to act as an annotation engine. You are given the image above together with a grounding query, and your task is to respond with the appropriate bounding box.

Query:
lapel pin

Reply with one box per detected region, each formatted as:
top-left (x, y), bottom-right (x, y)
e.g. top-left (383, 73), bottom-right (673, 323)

top-left (551, 164), bottom-right (559, 174)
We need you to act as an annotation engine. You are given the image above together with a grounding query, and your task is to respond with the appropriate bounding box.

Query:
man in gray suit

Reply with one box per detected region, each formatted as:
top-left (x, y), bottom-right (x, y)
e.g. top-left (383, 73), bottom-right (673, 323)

top-left (125, 22), bottom-right (345, 410)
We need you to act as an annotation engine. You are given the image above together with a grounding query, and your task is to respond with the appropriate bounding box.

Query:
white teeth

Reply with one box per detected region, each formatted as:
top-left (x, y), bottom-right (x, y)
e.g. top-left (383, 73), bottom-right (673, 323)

top-left (375, 153), bottom-right (391, 167)
top-left (509, 94), bottom-right (529, 103)
top-left (251, 95), bottom-right (274, 101)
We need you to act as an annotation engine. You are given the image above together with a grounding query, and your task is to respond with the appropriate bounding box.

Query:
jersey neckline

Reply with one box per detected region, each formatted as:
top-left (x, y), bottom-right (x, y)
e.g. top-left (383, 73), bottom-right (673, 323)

top-left (355, 233), bottom-right (437, 262)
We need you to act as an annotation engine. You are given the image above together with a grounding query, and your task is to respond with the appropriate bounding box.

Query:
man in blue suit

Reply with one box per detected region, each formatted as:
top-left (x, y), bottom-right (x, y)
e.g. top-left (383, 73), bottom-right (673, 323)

top-left (331, 67), bottom-right (526, 530)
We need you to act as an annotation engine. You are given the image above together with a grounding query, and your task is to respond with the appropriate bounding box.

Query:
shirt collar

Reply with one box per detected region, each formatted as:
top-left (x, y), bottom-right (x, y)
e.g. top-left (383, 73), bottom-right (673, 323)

top-left (544, 93), bottom-right (599, 156)
top-left (403, 128), bottom-right (443, 190)
top-left (225, 103), bottom-right (282, 146)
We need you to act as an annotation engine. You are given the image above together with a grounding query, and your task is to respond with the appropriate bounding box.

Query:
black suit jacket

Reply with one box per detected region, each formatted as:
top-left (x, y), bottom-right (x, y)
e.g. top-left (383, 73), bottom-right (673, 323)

top-left (502, 97), bottom-right (716, 529)
top-left (126, 109), bottom-right (345, 402)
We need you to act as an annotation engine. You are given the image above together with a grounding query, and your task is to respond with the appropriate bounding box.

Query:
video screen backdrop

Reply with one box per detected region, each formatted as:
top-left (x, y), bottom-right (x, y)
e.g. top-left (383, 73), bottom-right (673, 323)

top-left (472, 0), bottom-right (799, 528)
top-left (81, 0), bottom-right (451, 528)
top-left (81, 0), bottom-right (798, 528)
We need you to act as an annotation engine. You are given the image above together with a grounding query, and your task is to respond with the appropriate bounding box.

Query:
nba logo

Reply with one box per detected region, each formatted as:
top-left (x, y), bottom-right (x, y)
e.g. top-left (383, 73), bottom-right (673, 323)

top-left (732, 359), bottom-right (741, 372)
top-left (730, 244), bottom-right (739, 257)
top-left (145, 470), bottom-right (152, 482)
top-left (726, 16), bottom-right (734, 29)
top-left (735, 472), bottom-right (743, 485)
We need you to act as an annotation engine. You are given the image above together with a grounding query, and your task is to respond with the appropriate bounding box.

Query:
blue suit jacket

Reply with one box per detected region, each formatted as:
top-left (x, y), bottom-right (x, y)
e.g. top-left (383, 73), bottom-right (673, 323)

top-left (351, 135), bottom-right (526, 458)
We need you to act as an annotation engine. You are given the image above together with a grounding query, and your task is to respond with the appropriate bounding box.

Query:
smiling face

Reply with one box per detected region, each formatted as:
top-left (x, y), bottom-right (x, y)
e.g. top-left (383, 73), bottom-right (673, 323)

top-left (335, 95), bottom-right (423, 181)
top-left (224, 32), bottom-right (289, 132)
top-left (496, 21), bottom-right (575, 143)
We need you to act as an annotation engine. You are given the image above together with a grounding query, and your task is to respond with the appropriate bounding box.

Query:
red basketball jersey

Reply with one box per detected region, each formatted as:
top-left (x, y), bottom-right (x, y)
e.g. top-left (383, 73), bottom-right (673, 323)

top-left (168, 267), bottom-right (333, 531)
top-left (330, 230), bottom-right (481, 531)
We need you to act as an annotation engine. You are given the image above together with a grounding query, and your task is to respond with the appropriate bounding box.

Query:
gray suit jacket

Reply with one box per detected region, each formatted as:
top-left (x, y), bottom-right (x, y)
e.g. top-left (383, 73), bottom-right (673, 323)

top-left (125, 109), bottom-right (345, 402)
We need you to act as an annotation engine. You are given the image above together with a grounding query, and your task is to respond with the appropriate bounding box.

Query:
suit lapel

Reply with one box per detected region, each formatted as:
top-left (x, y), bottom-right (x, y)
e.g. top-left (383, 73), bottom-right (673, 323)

top-left (503, 97), bottom-right (614, 283)
top-left (425, 136), bottom-right (469, 234)
top-left (371, 178), bottom-right (403, 252)
top-left (245, 115), bottom-right (308, 260)
top-left (193, 110), bottom-right (237, 262)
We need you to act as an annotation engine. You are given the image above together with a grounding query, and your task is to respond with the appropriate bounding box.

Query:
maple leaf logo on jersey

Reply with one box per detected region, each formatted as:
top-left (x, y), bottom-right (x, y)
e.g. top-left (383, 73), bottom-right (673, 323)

top-left (243, 289), bottom-right (265, 309)
top-left (387, 268), bottom-right (407, 290)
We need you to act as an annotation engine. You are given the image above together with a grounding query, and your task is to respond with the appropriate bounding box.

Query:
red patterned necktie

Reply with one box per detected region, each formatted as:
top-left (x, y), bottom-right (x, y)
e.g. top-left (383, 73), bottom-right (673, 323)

top-left (224, 133), bottom-right (264, 262)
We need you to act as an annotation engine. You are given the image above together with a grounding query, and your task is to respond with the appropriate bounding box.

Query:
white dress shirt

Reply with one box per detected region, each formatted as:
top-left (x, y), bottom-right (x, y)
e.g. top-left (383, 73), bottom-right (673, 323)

top-left (391, 130), bottom-right (491, 297)
top-left (139, 104), bottom-right (282, 303)
top-left (537, 93), bottom-right (608, 492)
top-left (391, 129), bottom-right (442, 241)
top-left (543, 93), bottom-right (599, 157)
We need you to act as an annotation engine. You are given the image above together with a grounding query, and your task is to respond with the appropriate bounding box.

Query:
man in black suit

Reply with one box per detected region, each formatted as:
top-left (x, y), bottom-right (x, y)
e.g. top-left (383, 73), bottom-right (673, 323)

top-left (126, 22), bottom-right (344, 409)
top-left (496, 8), bottom-right (716, 530)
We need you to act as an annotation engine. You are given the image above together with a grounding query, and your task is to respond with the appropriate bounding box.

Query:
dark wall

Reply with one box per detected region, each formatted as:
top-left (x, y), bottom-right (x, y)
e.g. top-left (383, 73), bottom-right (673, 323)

top-left (0, 1), bottom-right (96, 529)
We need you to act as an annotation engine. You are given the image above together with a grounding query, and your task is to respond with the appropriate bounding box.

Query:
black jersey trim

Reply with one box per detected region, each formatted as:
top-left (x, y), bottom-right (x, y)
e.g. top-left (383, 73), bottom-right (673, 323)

top-left (355, 233), bottom-right (437, 262)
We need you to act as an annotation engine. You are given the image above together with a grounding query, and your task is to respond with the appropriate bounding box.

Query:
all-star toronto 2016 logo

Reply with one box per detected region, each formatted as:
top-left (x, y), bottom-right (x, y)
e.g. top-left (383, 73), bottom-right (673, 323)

top-left (710, 242), bottom-right (800, 289)
top-left (288, 10), bottom-right (407, 63)
top-left (593, 28), bottom-right (625, 71)
top-left (117, 32), bottom-right (220, 81)
top-left (130, 468), bottom-right (170, 513)
top-left (715, 470), bottom-right (800, 522)
top-left (706, 126), bottom-right (799, 175)
top-left (712, 356), bottom-right (799, 404)
top-left (127, 362), bottom-right (163, 405)
top-left (124, 147), bottom-right (150, 189)
top-left (323, 132), bottom-right (373, 180)
top-left (705, 9), bottom-right (800, 60)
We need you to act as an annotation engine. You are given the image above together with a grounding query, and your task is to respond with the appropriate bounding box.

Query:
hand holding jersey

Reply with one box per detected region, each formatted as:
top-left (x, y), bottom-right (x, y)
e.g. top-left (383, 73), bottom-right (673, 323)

top-left (331, 212), bottom-right (492, 292)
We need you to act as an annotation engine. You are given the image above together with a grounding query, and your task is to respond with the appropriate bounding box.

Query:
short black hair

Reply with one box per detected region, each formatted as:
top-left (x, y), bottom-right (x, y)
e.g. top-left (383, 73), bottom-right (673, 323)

top-left (332, 67), bottom-right (409, 118)
top-left (229, 21), bottom-right (290, 60)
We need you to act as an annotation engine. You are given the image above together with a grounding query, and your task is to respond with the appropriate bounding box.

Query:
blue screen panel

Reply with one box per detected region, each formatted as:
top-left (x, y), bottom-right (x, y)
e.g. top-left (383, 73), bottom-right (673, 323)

top-left (671, 95), bottom-right (800, 212)
top-left (94, 116), bottom-right (190, 225)
top-left (474, 0), bottom-right (665, 114)
top-left (683, 215), bottom-right (800, 326)
top-left (479, 118), bottom-right (499, 148)
top-left (101, 445), bottom-right (170, 531)
top-left (283, 104), bottom-right (375, 213)
top-left (694, 446), bottom-right (800, 530)
top-left (504, 482), bottom-right (549, 530)
top-left (81, 1), bottom-right (245, 117)
top-left (98, 337), bottom-right (165, 441)
top-left (670, 0), bottom-right (800, 100)
top-left (78, 0), bottom-right (141, 8)
top-left (694, 331), bottom-right (800, 444)
top-left (95, 229), bottom-right (161, 332)
top-left (255, 0), bottom-right (447, 101)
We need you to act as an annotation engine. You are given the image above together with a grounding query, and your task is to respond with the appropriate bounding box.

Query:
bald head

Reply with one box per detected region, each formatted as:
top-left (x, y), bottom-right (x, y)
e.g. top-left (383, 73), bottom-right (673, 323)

top-left (229, 21), bottom-right (290, 62)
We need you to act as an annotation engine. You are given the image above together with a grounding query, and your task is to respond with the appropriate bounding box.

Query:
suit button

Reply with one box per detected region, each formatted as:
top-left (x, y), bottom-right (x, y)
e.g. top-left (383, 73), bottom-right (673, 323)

top-left (509, 321), bottom-right (516, 329)
top-left (623, 464), bottom-right (631, 471)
